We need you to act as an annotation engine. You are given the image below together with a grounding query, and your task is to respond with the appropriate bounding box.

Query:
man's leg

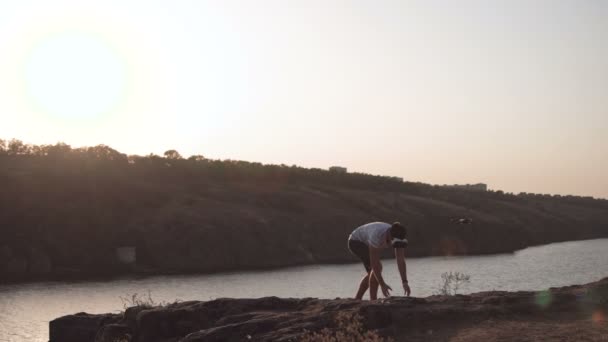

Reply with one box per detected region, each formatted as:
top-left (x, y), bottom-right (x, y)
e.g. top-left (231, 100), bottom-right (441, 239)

top-left (349, 239), bottom-right (373, 300)
top-left (355, 273), bottom-right (370, 299)
top-left (369, 263), bottom-right (382, 300)
top-left (369, 270), bottom-right (379, 300)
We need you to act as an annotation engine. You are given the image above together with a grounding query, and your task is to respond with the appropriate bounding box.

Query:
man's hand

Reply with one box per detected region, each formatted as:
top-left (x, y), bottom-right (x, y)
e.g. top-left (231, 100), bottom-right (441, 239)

top-left (381, 283), bottom-right (392, 297)
top-left (403, 282), bottom-right (411, 297)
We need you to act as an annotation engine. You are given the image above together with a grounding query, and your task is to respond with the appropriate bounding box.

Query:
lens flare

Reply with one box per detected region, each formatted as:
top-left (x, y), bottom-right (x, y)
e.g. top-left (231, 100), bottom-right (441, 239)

top-left (534, 290), bottom-right (552, 308)
top-left (24, 31), bottom-right (127, 124)
top-left (592, 310), bottom-right (604, 325)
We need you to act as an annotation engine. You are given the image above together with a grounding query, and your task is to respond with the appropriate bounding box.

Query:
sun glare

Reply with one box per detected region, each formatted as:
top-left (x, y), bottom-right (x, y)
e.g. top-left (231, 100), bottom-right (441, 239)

top-left (24, 31), bottom-right (127, 124)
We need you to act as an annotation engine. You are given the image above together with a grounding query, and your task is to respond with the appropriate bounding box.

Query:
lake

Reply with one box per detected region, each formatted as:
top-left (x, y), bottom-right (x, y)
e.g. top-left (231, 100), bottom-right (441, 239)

top-left (1, 238), bottom-right (608, 342)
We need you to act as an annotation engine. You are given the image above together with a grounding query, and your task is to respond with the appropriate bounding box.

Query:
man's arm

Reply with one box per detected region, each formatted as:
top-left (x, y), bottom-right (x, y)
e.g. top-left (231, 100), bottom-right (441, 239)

top-left (369, 247), bottom-right (392, 297)
top-left (395, 247), bottom-right (411, 296)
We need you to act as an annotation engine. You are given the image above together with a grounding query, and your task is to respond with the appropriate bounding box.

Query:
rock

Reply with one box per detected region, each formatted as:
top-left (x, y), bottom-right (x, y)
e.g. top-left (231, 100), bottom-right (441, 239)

top-left (52, 277), bottom-right (608, 342)
top-left (181, 317), bottom-right (280, 342)
top-left (95, 323), bottom-right (132, 342)
top-left (49, 312), bottom-right (121, 342)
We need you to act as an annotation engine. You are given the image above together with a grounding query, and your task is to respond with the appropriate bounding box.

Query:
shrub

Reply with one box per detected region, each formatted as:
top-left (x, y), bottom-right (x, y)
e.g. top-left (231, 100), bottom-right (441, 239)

top-left (119, 290), bottom-right (175, 310)
top-left (301, 311), bottom-right (392, 342)
top-left (436, 271), bottom-right (471, 296)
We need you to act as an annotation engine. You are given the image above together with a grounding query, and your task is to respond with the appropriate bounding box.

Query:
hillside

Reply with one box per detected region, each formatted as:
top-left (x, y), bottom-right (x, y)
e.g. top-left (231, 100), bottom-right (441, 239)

top-left (1, 139), bottom-right (608, 282)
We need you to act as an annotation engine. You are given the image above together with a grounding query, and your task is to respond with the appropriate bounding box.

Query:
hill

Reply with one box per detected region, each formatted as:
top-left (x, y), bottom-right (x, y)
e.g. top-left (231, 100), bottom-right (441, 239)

top-left (1, 139), bottom-right (608, 282)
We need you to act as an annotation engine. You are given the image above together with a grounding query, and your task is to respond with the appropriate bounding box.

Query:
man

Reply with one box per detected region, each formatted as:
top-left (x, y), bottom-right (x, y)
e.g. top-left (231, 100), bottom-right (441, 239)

top-left (348, 221), bottom-right (410, 300)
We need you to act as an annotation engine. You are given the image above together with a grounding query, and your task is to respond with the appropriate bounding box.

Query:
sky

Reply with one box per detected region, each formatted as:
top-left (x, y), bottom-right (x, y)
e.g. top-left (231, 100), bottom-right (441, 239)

top-left (0, 1), bottom-right (606, 198)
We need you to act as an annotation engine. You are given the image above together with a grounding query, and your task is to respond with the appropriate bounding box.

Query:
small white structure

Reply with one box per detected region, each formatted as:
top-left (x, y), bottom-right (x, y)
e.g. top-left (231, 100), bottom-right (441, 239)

top-left (329, 166), bottom-right (347, 173)
top-left (444, 183), bottom-right (488, 192)
top-left (116, 246), bottom-right (136, 265)
top-left (470, 183), bottom-right (487, 191)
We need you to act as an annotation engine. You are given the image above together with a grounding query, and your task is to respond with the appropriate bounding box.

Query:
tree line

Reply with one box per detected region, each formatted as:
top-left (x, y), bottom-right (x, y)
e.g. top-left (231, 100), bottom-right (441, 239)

top-left (1, 138), bottom-right (606, 206)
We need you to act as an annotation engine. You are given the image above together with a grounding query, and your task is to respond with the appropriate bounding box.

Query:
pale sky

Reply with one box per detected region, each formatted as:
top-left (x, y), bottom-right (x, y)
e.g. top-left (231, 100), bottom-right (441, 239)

top-left (0, 1), bottom-right (606, 198)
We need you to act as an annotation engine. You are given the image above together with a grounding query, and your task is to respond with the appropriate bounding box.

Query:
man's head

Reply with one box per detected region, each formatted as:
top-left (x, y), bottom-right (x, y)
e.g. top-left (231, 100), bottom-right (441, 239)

top-left (390, 222), bottom-right (408, 248)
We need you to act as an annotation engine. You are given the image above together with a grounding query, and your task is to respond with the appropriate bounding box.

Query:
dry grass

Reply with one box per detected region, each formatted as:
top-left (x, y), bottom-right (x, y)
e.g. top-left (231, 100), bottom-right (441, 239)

top-left (436, 271), bottom-right (471, 296)
top-left (119, 290), bottom-right (180, 310)
top-left (112, 338), bottom-right (130, 342)
top-left (301, 312), bottom-right (392, 342)
top-left (119, 290), bottom-right (160, 310)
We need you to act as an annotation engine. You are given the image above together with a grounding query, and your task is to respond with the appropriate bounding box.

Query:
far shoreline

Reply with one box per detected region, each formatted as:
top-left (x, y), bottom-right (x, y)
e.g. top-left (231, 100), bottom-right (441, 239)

top-left (3, 236), bottom-right (607, 287)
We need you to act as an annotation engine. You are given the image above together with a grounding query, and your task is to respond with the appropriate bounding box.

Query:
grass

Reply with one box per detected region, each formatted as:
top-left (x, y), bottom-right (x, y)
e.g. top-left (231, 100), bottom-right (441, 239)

top-left (301, 311), bottom-right (392, 342)
top-left (119, 290), bottom-right (181, 310)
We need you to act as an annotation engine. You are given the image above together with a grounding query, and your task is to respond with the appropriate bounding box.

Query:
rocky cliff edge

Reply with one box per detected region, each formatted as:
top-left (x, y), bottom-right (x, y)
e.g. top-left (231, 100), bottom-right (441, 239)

top-left (50, 277), bottom-right (608, 342)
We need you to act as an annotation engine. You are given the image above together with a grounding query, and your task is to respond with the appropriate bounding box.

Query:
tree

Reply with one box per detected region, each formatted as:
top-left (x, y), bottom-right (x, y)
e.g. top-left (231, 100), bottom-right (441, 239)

top-left (187, 155), bottom-right (206, 162)
top-left (43, 142), bottom-right (72, 157)
top-left (86, 145), bottom-right (126, 161)
top-left (164, 150), bottom-right (183, 160)
top-left (8, 139), bottom-right (29, 155)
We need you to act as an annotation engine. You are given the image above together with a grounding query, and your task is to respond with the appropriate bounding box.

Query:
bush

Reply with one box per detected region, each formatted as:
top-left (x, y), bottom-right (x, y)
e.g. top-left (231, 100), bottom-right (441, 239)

top-left (301, 311), bottom-right (392, 342)
top-left (436, 271), bottom-right (471, 296)
top-left (119, 290), bottom-right (176, 310)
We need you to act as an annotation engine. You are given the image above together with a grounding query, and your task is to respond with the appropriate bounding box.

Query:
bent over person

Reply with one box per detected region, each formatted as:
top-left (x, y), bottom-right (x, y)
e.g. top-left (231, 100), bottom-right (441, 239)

top-left (348, 221), bottom-right (410, 300)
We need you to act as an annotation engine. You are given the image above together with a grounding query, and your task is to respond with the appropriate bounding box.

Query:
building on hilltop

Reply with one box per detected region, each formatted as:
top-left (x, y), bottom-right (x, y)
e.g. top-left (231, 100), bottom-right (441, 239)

top-left (443, 183), bottom-right (488, 191)
top-left (329, 166), bottom-right (347, 173)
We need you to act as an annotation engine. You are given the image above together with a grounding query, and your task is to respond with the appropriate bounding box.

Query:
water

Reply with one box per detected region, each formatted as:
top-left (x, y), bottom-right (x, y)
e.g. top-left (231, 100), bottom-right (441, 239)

top-left (1, 238), bottom-right (608, 342)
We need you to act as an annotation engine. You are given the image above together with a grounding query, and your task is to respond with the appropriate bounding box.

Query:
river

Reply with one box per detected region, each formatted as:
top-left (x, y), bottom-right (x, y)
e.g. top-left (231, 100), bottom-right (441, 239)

top-left (1, 238), bottom-right (608, 342)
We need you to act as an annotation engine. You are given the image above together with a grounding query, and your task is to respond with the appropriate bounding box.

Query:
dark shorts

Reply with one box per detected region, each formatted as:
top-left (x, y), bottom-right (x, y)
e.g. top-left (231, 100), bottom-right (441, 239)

top-left (348, 239), bottom-right (371, 273)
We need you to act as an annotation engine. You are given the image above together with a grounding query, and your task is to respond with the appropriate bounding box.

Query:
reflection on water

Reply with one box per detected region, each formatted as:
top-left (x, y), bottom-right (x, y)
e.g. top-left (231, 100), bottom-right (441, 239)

top-left (1, 238), bottom-right (608, 342)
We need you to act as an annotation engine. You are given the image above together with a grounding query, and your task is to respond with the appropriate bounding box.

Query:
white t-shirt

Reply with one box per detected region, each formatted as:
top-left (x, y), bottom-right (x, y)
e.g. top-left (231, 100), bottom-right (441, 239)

top-left (349, 222), bottom-right (391, 248)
